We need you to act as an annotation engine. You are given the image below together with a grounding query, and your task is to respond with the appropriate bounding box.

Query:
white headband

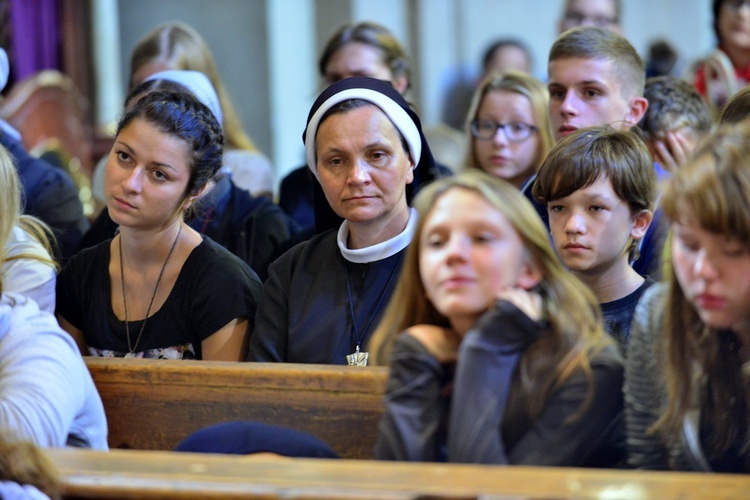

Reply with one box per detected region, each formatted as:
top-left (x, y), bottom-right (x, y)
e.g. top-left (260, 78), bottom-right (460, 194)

top-left (144, 70), bottom-right (223, 126)
top-left (304, 88), bottom-right (421, 181)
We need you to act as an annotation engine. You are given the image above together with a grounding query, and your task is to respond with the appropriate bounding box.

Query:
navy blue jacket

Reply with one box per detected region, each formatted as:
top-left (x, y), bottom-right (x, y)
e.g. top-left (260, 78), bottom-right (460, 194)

top-left (3, 131), bottom-right (89, 262)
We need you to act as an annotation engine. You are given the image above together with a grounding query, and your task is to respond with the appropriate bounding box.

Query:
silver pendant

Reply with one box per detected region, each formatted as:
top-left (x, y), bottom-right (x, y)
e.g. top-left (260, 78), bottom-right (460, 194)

top-left (346, 345), bottom-right (369, 367)
top-left (123, 352), bottom-right (137, 359)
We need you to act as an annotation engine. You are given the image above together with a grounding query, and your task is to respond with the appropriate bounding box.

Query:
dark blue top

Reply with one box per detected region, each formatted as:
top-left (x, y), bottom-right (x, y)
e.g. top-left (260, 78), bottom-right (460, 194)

top-left (2, 131), bottom-right (89, 261)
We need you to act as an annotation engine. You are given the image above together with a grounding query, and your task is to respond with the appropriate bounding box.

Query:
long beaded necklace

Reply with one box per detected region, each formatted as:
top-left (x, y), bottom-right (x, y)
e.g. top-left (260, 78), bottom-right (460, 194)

top-left (119, 224), bottom-right (182, 358)
top-left (344, 252), bottom-right (404, 366)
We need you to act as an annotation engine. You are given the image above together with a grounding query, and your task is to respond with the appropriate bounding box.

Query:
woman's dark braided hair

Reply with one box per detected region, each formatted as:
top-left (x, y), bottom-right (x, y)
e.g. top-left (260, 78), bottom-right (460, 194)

top-left (116, 89), bottom-right (224, 199)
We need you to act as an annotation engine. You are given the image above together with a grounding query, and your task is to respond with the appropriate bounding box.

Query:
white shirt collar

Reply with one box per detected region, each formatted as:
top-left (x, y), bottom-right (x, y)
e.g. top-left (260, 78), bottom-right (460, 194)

top-left (337, 208), bottom-right (417, 263)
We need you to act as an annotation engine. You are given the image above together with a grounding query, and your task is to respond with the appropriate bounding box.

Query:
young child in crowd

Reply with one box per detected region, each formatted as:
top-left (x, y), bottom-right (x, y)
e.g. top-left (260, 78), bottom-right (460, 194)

top-left (370, 170), bottom-right (624, 466)
top-left (639, 76), bottom-right (712, 174)
top-left (544, 26), bottom-right (663, 278)
top-left (625, 121), bottom-right (750, 473)
top-left (464, 70), bottom-right (554, 191)
top-left (533, 126), bottom-right (656, 350)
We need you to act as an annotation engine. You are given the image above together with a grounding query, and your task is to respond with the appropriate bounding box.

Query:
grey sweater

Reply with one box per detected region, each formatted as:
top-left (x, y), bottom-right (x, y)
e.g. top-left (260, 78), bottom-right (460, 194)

top-left (624, 283), bottom-right (702, 470)
top-left (376, 300), bottom-right (625, 466)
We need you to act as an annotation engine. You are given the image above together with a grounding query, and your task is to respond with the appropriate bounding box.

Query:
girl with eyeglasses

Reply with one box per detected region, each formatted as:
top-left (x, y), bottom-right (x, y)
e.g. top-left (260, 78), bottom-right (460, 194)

top-left (464, 71), bottom-right (554, 191)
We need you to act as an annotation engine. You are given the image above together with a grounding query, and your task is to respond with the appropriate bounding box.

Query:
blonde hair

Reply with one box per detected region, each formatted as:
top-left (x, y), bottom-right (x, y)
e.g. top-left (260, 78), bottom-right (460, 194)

top-left (464, 70), bottom-right (554, 178)
top-left (656, 121), bottom-right (750, 462)
top-left (0, 431), bottom-right (60, 499)
top-left (0, 144), bottom-right (57, 294)
top-left (369, 170), bottom-right (611, 420)
top-left (130, 21), bottom-right (257, 152)
top-left (718, 85), bottom-right (750, 125)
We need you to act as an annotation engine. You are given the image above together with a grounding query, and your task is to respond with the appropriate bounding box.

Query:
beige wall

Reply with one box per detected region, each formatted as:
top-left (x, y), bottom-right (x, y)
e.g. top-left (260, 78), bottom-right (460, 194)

top-left (112, 0), bottom-right (714, 193)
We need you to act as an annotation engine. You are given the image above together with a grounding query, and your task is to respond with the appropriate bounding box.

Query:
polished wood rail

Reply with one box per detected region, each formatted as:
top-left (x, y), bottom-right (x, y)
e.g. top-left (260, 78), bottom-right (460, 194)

top-left (50, 447), bottom-right (750, 500)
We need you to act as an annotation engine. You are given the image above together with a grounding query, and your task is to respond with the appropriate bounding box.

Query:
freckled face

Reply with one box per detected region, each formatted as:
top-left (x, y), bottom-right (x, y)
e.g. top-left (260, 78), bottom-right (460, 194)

top-left (315, 105), bottom-right (414, 225)
top-left (105, 118), bottom-right (192, 230)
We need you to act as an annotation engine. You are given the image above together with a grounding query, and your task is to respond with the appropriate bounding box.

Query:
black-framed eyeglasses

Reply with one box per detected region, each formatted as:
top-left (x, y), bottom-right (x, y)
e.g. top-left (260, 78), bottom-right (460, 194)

top-left (470, 119), bottom-right (538, 143)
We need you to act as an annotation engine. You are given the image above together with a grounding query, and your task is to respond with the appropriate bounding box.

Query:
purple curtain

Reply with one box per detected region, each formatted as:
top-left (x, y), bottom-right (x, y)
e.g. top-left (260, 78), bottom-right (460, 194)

top-left (9, 0), bottom-right (60, 81)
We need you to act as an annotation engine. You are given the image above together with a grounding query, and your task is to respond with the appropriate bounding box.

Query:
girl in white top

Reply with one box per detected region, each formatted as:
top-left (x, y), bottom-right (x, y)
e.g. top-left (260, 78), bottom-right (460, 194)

top-left (0, 143), bottom-right (56, 312)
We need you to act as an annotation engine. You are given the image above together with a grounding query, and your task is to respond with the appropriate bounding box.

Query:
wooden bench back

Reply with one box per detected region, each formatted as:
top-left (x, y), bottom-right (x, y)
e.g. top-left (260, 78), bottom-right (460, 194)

top-left (1, 69), bottom-right (95, 216)
top-left (85, 358), bottom-right (388, 459)
top-left (2, 70), bottom-right (94, 170)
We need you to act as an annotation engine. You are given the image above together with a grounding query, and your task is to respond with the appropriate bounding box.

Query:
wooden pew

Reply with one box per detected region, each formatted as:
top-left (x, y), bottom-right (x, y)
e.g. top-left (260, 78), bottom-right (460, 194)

top-left (1, 69), bottom-right (96, 217)
top-left (50, 447), bottom-right (750, 500)
top-left (1, 69), bottom-right (94, 174)
top-left (85, 358), bottom-right (388, 459)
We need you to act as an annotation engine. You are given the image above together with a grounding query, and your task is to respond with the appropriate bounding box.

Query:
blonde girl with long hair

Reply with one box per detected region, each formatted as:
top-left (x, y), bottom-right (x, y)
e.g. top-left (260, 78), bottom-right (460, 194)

top-left (464, 70), bottom-right (554, 190)
top-left (0, 143), bottom-right (57, 311)
top-left (370, 170), bottom-right (624, 465)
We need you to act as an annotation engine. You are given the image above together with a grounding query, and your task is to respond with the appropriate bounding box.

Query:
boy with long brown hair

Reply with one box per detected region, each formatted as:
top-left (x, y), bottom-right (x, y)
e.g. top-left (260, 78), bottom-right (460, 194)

top-left (534, 126), bottom-right (656, 350)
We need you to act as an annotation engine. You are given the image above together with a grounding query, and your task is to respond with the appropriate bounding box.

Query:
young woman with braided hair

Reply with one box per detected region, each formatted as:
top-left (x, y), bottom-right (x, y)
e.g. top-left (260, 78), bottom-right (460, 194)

top-left (56, 90), bottom-right (261, 360)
